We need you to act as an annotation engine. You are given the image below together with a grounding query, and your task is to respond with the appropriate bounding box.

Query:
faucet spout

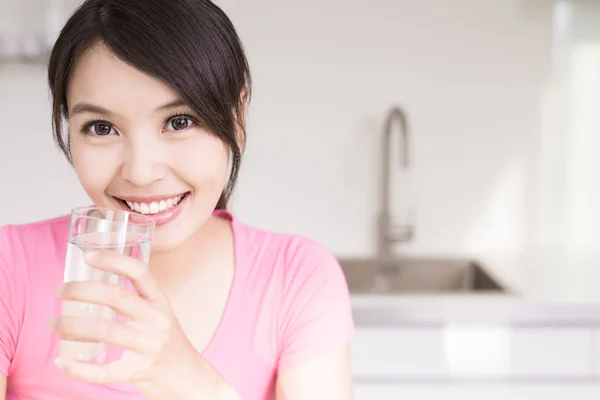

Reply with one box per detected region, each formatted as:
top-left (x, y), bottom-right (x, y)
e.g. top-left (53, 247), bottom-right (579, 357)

top-left (384, 107), bottom-right (410, 169)
top-left (377, 106), bottom-right (413, 259)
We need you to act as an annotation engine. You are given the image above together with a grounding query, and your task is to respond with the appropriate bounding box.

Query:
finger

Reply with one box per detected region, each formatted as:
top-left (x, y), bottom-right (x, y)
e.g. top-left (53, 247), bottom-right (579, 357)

top-left (49, 315), bottom-right (162, 355)
top-left (83, 250), bottom-right (163, 301)
top-left (55, 357), bottom-right (134, 384)
top-left (57, 281), bottom-right (162, 324)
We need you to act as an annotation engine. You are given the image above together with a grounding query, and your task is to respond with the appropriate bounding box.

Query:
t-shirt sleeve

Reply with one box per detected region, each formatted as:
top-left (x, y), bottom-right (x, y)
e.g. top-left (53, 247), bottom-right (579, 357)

top-left (0, 226), bottom-right (22, 376)
top-left (277, 238), bottom-right (355, 372)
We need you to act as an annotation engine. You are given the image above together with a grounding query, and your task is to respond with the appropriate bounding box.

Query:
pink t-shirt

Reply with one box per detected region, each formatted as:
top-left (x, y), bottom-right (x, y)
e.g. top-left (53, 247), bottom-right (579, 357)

top-left (0, 211), bottom-right (355, 400)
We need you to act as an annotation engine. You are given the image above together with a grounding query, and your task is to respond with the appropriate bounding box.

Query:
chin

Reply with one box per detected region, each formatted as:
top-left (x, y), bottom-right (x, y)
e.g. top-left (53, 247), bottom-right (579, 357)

top-left (149, 225), bottom-right (193, 253)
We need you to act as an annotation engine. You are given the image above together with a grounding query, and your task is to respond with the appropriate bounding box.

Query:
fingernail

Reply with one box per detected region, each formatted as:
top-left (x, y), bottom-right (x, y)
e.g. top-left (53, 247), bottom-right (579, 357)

top-left (84, 251), bottom-right (100, 263)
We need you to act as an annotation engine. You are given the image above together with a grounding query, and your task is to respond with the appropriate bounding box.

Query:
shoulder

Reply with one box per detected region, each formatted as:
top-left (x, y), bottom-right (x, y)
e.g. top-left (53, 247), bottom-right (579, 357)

top-left (0, 214), bottom-right (70, 265)
top-left (233, 216), bottom-right (350, 316)
top-left (1, 214), bottom-right (70, 235)
top-left (231, 218), bottom-right (355, 371)
top-left (281, 235), bottom-right (344, 286)
top-left (233, 215), bottom-right (344, 284)
top-left (0, 215), bottom-right (70, 377)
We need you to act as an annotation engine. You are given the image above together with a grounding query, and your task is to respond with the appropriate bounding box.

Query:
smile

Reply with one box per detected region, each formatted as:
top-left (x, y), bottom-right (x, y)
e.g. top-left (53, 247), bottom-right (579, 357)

top-left (112, 192), bottom-right (191, 226)
top-left (123, 194), bottom-right (186, 215)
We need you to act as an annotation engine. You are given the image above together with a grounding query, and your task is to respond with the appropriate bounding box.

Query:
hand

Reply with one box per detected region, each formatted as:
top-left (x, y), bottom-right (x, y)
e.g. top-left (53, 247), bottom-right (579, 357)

top-left (48, 250), bottom-right (216, 399)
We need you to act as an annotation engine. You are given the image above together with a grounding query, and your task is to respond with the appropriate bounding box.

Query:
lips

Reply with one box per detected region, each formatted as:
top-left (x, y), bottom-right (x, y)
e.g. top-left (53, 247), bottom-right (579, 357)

top-left (112, 192), bottom-right (191, 226)
top-left (122, 194), bottom-right (186, 215)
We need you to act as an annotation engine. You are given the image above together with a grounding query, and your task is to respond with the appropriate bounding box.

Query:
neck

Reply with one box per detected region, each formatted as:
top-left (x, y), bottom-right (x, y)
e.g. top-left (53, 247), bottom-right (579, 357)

top-left (147, 213), bottom-right (231, 292)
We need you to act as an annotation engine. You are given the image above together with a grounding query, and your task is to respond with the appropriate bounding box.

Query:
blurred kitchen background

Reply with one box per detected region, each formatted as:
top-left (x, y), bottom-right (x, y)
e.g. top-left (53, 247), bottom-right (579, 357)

top-left (2, 0), bottom-right (600, 398)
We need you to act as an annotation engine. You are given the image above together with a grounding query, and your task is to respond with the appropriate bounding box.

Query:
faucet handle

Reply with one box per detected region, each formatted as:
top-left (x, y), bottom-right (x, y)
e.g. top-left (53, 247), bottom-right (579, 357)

top-left (389, 208), bottom-right (416, 243)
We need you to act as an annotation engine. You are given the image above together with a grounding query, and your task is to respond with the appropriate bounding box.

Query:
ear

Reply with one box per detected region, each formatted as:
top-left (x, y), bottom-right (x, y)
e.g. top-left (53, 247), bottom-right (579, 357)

top-left (235, 86), bottom-right (249, 152)
top-left (240, 86), bottom-right (250, 105)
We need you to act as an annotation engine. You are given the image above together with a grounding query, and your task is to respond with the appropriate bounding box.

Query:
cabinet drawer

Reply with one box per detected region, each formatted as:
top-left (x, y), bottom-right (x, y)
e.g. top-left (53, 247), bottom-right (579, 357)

top-left (351, 327), bottom-right (447, 378)
top-left (509, 327), bottom-right (593, 378)
top-left (591, 328), bottom-right (600, 376)
top-left (353, 382), bottom-right (597, 400)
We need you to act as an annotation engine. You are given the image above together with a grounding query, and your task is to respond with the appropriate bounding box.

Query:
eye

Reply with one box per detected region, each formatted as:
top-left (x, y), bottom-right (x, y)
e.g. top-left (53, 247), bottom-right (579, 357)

top-left (165, 115), bottom-right (196, 132)
top-left (82, 121), bottom-right (117, 136)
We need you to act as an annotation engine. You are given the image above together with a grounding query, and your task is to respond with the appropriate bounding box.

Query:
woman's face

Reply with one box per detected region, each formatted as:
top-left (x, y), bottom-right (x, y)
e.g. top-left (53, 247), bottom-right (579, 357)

top-left (67, 44), bottom-right (230, 253)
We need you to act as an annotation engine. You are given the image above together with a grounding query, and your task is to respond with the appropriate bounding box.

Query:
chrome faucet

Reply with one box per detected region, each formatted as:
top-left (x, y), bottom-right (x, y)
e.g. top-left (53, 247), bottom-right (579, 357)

top-left (377, 106), bottom-right (414, 261)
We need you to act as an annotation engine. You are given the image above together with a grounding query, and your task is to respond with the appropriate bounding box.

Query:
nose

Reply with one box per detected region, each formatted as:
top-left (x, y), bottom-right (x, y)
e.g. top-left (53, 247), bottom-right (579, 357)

top-left (120, 138), bottom-right (167, 187)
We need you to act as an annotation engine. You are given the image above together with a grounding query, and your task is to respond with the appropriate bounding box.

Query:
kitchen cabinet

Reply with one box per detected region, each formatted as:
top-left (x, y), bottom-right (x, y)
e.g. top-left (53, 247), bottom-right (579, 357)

top-left (510, 326), bottom-right (593, 378)
top-left (353, 382), bottom-right (600, 400)
top-left (352, 325), bottom-right (594, 380)
top-left (590, 328), bottom-right (600, 377)
top-left (352, 325), bottom-right (598, 398)
top-left (351, 327), bottom-right (447, 378)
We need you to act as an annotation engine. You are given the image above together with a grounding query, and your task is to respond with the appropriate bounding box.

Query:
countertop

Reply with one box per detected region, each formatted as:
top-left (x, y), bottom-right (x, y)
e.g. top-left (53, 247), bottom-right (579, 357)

top-left (350, 251), bottom-right (600, 326)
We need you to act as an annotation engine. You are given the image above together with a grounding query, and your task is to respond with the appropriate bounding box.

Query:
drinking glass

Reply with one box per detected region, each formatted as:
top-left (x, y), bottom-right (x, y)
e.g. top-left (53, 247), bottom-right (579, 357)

top-left (59, 206), bottom-right (155, 363)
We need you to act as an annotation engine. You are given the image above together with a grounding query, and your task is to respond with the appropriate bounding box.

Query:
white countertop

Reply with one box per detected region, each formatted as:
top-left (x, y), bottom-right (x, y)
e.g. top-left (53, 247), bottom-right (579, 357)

top-left (350, 251), bottom-right (600, 325)
top-left (478, 250), bottom-right (600, 304)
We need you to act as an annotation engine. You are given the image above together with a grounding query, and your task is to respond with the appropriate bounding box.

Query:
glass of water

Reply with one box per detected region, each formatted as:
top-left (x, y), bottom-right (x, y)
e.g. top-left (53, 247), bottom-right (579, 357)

top-left (59, 206), bottom-right (155, 363)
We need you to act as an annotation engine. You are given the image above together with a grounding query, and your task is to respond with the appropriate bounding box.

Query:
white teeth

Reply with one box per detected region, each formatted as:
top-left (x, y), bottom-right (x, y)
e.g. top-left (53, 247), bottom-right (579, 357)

top-left (124, 194), bottom-right (186, 215)
top-left (148, 202), bottom-right (159, 214)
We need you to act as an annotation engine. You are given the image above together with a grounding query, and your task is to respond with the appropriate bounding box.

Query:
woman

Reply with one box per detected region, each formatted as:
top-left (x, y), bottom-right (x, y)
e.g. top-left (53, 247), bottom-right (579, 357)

top-left (0, 0), bottom-right (355, 399)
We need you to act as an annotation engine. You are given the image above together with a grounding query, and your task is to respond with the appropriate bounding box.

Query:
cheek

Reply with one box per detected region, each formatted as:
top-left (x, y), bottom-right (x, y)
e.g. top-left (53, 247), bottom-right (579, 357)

top-left (171, 136), bottom-right (230, 190)
top-left (70, 135), bottom-right (120, 200)
top-left (70, 130), bottom-right (230, 203)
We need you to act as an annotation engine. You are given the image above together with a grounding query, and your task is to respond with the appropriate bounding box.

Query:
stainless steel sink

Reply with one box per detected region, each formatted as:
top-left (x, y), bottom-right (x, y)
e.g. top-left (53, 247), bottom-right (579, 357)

top-left (337, 257), bottom-right (506, 294)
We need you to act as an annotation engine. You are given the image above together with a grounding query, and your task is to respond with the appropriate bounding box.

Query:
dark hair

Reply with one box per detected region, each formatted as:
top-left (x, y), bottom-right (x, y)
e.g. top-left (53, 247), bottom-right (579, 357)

top-left (48, 0), bottom-right (251, 210)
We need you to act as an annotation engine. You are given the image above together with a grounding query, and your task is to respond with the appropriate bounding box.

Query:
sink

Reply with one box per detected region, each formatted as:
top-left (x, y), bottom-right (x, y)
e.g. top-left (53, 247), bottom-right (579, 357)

top-left (337, 257), bottom-right (506, 294)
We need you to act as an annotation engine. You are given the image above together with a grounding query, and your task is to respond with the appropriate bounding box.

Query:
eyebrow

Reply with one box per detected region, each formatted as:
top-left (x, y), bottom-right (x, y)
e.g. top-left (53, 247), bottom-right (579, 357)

top-left (69, 99), bottom-right (187, 117)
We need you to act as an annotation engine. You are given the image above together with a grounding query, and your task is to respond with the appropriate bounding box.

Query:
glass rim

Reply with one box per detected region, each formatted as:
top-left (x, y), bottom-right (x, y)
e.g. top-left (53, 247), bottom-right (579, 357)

top-left (70, 206), bottom-right (155, 228)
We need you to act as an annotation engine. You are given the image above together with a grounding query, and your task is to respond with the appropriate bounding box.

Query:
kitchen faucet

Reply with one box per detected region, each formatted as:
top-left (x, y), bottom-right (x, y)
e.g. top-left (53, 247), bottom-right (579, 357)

top-left (377, 106), bottom-right (414, 261)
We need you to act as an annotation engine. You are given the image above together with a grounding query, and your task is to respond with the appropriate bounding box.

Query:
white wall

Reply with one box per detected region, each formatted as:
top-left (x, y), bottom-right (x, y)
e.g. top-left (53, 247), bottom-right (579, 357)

top-left (0, 0), bottom-right (554, 258)
top-left (222, 0), bottom-right (554, 257)
top-left (533, 0), bottom-right (600, 253)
